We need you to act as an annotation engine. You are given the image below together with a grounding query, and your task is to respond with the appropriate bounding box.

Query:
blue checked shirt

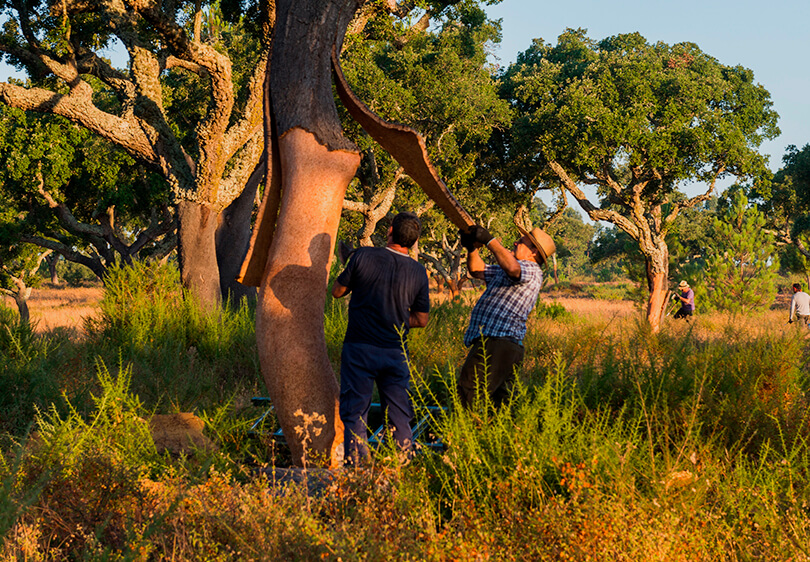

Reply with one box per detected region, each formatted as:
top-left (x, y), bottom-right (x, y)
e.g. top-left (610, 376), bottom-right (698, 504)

top-left (463, 260), bottom-right (544, 347)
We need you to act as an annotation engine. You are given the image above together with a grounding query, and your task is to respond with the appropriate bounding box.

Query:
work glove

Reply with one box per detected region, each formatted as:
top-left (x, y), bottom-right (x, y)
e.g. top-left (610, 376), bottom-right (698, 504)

top-left (671, 293), bottom-right (679, 302)
top-left (470, 225), bottom-right (494, 246)
top-left (458, 228), bottom-right (477, 252)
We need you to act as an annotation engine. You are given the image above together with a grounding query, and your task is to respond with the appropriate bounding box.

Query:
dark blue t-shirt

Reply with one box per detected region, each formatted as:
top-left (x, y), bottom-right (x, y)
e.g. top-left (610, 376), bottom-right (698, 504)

top-left (337, 247), bottom-right (430, 348)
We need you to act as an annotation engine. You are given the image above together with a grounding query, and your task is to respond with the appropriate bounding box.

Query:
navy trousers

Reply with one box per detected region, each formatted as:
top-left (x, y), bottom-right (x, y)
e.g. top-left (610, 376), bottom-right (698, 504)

top-left (339, 341), bottom-right (414, 463)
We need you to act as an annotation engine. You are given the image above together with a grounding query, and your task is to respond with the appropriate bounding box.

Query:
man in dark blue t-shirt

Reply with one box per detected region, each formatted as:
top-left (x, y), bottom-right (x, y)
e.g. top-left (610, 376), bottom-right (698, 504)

top-left (331, 212), bottom-right (430, 464)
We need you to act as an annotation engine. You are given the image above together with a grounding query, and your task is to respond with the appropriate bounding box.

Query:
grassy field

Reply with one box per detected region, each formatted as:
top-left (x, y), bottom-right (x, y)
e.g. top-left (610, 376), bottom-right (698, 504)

top-left (2, 262), bottom-right (809, 560)
top-left (1, 283), bottom-right (104, 334)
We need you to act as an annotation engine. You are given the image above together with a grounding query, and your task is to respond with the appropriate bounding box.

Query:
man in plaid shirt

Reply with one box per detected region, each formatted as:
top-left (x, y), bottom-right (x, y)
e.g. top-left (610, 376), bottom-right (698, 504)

top-left (457, 223), bottom-right (555, 408)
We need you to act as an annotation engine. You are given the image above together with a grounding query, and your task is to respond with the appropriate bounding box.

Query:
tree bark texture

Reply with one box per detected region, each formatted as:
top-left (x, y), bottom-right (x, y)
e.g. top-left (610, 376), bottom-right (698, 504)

top-left (47, 254), bottom-right (60, 285)
top-left (252, 0), bottom-right (362, 467)
top-left (177, 200), bottom-right (222, 308)
top-left (6, 277), bottom-right (32, 325)
top-left (256, 129), bottom-right (359, 467)
top-left (15, 293), bottom-right (30, 324)
top-left (645, 247), bottom-right (670, 333)
top-left (216, 157), bottom-right (265, 304)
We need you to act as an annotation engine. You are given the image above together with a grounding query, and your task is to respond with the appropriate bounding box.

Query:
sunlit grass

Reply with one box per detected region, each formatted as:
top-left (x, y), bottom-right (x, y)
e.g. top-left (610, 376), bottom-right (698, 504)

top-left (1, 266), bottom-right (809, 559)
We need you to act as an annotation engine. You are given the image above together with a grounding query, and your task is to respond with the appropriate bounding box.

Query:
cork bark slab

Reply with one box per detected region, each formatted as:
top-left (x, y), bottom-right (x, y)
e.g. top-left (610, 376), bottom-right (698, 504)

top-left (331, 48), bottom-right (474, 230)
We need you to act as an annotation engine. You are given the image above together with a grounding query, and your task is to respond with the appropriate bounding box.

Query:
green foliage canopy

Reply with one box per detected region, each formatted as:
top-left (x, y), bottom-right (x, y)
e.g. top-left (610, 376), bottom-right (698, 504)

top-left (503, 29), bottom-right (779, 198)
top-left (499, 28), bottom-right (779, 325)
top-left (0, 105), bottom-right (172, 280)
top-left (754, 144), bottom-right (810, 283)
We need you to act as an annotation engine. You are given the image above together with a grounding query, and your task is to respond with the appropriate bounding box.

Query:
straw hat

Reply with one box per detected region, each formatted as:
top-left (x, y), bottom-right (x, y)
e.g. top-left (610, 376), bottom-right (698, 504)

top-left (678, 280), bottom-right (690, 289)
top-left (516, 225), bottom-right (556, 266)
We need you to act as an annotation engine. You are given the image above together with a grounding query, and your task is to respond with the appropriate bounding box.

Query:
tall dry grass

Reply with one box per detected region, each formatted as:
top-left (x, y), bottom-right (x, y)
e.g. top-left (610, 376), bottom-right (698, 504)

top-left (1, 283), bottom-right (103, 335)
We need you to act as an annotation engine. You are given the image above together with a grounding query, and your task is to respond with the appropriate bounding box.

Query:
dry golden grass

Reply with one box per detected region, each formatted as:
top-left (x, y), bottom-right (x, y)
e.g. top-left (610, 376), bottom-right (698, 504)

top-left (542, 294), bottom-right (636, 319)
top-left (1, 282), bottom-right (103, 334)
top-left (7, 280), bottom-right (797, 345)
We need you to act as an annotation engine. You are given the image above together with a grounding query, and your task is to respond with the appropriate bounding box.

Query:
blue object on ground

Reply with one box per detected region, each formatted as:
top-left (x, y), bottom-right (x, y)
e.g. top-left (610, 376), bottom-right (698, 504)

top-left (249, 397), bottom-right (445, 451)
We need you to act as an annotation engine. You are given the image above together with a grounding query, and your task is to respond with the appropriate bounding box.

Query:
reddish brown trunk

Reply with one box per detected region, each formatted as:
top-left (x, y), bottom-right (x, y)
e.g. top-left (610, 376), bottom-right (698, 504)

top-left (249, 0), bottom-right (363, 468)
top-left (434, 275), bottom-right (445, 294)
top-left (256, 129), bottom-right (359, 467)
top-left (447, 279), bottom-right (460, 300)
top-left (176, 200), bottom-right (222, 309)
top-left (645, 250), bottom-right (669, 333)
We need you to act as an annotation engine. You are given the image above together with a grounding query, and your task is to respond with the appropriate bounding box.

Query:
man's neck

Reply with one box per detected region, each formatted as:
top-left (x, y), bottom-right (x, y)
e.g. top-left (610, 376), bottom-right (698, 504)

top-left (386, 243), bottom-right (409, 255)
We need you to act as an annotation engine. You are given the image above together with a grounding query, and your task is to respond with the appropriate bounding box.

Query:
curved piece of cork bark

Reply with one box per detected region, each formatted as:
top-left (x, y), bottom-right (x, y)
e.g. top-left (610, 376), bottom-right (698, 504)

top-left (331, 47), bottom-right (474, 230)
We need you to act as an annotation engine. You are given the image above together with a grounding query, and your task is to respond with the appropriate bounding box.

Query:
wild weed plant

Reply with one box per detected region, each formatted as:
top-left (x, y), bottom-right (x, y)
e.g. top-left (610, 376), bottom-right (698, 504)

top-left (2, 264), bottom-right (810, 559)
top-left (85, 260), bottom-right (262, 411)
top-left (0, 304), bottom-right (68, 435)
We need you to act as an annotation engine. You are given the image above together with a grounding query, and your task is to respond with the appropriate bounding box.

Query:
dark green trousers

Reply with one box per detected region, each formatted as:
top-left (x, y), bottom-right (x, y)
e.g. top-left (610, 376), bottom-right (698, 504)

top-left (458, 337), bottom-right (524, 408)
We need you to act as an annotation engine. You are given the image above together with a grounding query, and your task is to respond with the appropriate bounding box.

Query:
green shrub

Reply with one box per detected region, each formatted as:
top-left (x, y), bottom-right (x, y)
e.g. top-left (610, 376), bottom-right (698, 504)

top-left (0, 302), bottom-right (39, 364)
top-left (583, 282), bottom-right (635, 301)
top-left (532, 300), bottom-right (570, 320)
top-left (0, 304), bottom-right (68, 435)
top-left (85, 260), bottom-right (262, 410)
top-left (3, 362), bottom-right (166, 556)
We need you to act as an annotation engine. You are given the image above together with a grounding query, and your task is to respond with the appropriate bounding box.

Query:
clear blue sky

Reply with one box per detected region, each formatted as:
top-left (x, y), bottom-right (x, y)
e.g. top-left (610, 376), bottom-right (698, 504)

top-left (485, 0), bottom-right (810, 173)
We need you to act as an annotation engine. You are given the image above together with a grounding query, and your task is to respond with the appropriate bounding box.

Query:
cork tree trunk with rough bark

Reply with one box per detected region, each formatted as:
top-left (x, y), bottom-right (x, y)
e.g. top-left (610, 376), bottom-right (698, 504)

top-left (242, 0), bottom-right (363, 467)
top-left (239, 0), bottom-right (476, 467)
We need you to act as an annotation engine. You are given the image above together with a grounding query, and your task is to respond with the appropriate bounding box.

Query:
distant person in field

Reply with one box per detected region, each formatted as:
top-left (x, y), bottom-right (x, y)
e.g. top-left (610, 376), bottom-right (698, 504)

top-left (673, 280), bottom-right (695, 320)
top-left (456, 223), bottom-right (556, 408)
top-left (331, 212), bottom-right (430, 465)
top-left (788, 282), bottom-right (810, 328)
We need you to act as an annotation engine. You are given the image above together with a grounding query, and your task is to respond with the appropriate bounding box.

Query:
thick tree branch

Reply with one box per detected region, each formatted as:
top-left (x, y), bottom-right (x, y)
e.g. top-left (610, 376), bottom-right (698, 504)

top-left (664, 164), bottom-right (726, 229)
top-left (19, 234), bottom-right (107, 279)
top-left (0, 82), bottom-right (159, 164)
top-left (550, 160), bottom-right (640, 239)
top-left (217, 130), bottom-right (264, 209)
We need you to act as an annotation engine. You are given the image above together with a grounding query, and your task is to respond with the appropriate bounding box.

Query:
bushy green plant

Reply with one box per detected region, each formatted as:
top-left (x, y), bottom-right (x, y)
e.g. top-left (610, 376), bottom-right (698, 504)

top-left (0, 304), bottom-right (68, 435)
top-left (324, 291), bottom-right (348, 368)
top-left (85, 260), bottom-right (262, 409)
top-left (532, 300), bottom-right (570, 320)
top-left (409, 299), bottom-right (470, 362)
top-left (705, 192), bottom-right (780, 313)
top-left (30, 360), bottom-right (161, 477)
top-left (5, 361), bottom-right (167, 555)
top-left (583, 282), bottom-right (635, 302)
top-left (0, 302), bottom-right (40, 364)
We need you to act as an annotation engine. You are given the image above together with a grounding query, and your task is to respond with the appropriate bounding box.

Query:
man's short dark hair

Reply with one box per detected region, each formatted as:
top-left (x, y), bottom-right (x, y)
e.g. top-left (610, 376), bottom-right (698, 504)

top-left (391, 212), bottom-right (421, 248)
top-left (794, 283), bottom-right (802, 292)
